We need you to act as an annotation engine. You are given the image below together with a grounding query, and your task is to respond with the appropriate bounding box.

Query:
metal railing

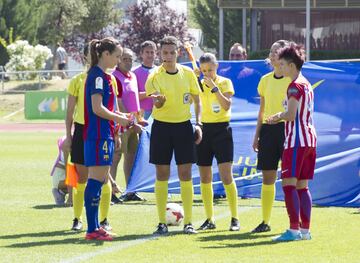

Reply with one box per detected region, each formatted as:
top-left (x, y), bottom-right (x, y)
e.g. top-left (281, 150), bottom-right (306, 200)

top-left (0, 69), bottom-right (83, 94)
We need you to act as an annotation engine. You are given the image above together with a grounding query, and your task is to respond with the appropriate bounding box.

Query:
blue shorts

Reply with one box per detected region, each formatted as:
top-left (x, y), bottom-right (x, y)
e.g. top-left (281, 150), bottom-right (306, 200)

top-left (84, 139), bottom-right (114, 166)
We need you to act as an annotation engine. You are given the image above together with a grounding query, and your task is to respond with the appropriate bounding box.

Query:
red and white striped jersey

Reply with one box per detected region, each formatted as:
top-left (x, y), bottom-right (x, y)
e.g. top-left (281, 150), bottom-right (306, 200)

top-left (284, 74), bottom-right (317, 149)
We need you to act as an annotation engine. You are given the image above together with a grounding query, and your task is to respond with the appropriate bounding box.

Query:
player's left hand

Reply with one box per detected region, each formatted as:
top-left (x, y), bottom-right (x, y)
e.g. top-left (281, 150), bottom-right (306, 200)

top-left (194, 125), bottom-right (202, 145)
top-left (266, 113), bottom-right (280, 124)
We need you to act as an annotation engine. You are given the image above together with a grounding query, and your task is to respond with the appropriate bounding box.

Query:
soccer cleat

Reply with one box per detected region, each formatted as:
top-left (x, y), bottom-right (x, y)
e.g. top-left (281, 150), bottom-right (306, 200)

top-left (71, 218), bottom-right (83, 231)
top-left (183, 224), bottom-right (197, 234)
top-left (153, 223), bottom-right (168, 235)
top-left (100, 218), bottom-right (112, 231)
top-left (213, 193), bottom-right (226, 200)
top-left (251, 221), bottom-right (271, 233)
top-left (111, 194), bottom-right (123, 204)
top-left (198, 219), bottom-right (216, 230)
top-left (229, 218), bottom-right (240, 231)
top-left (301, 232), bottom-right (312, 240)
top-left (121, 192), bottom-right (146, 202)
top-left (272, 229), bottom-right (302, 242)
top-left (85, 229), bottom-right (113, 241)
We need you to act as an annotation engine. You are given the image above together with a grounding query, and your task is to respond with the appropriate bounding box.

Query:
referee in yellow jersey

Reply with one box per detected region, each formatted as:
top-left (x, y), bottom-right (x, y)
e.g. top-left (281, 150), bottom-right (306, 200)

top-left (145, 36), bottom-right (202, 235)
top-left (194, 53), bottom-right (240, 232)
top-left (251, 40), bottom-right (291, 233)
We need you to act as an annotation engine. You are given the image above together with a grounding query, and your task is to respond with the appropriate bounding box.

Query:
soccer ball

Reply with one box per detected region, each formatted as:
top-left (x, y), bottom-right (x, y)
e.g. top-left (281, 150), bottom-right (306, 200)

top-left (166, 203), bottom-right (184, 226)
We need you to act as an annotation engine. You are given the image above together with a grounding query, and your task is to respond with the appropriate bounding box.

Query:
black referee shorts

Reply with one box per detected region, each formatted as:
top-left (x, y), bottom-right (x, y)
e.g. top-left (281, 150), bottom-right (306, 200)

top-left (150, 120), bottom-right (196, 165)
top-left (196, 122), bottom-right (233, 166)
top-left (70, 122), bottom-right (85, 165)
top-left (257, 122), bottom-right (285, 170)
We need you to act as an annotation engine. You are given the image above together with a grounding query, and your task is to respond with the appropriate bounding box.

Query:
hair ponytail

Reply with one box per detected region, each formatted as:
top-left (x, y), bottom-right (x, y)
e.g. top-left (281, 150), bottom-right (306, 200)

top-left (88, 37), bottom-right (121, 70)
top-left (89, 39), bottom-right (101, 68)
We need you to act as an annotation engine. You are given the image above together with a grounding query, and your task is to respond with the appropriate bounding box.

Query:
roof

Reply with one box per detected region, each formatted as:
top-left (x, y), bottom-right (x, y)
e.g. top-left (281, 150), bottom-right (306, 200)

top-left (218, 0), bottom-right (360, 9)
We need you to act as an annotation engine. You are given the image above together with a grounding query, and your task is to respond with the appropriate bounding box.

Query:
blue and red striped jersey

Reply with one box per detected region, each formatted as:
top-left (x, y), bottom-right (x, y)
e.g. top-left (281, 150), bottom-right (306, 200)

top-left (84, 66), bottom-right (116, 140)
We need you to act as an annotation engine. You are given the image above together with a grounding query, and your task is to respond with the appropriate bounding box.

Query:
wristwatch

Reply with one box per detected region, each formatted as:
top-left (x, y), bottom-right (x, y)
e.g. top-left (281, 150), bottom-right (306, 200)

top-left (211, 86), bottom-right (219, 93)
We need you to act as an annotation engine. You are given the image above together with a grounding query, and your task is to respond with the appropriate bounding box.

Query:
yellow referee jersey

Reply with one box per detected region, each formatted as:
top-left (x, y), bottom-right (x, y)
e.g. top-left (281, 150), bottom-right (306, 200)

top-left (145, 64), bottom-right (200, 123)
top-left (200, 75), bottom-right (234, 123)
top-left (257, 72), bottom-right (291, 124)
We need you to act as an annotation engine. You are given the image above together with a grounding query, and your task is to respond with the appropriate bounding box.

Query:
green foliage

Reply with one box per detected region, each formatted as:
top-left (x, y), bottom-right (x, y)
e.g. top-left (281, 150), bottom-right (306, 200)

top-left (79, 0), bottom-right (120, 34)
top-left (0, 0), bottom-right (42, 65)
top-left (35, 0), bottom-right (88, 45)
top-left (190, 0), bottom-right (244, 59)
top-left (0, 0), bottom-right (120, 65)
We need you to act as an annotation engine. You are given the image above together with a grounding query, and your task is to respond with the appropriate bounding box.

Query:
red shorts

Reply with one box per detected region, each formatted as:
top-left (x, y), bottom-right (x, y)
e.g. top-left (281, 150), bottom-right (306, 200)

top-left (281, 147), bottom-right (316, 180)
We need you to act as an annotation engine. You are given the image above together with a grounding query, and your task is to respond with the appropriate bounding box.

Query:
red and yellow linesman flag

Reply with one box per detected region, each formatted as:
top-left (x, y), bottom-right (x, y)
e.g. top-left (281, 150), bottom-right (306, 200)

top-left (184, 42), bottom-right (203, 92)
top-left (184, 42), bottom-right (198, 70)
top-left (65, 160), bottom-right (78, 188)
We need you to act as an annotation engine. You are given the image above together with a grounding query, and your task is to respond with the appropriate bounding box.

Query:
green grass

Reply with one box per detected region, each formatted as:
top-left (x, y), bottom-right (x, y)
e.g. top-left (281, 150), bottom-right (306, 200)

top-left (0, 131), bottom-right (359, 262)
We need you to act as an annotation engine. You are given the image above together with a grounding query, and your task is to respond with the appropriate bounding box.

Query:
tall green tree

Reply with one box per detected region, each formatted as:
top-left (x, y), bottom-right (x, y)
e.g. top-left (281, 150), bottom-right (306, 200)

top-left (0, 0), bottom-right (40, 65)
top-left (190, 0), bottom-right (244, 59)
top-left (0, 0), bottom-right (121, 65)
top-left (79, 0), bottom-right (120, 34)
top-left (36, 0), bottom-right (88, 45)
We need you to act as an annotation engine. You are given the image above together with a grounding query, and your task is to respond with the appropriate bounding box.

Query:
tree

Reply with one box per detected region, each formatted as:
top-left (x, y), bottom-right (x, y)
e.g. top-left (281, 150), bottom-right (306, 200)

top-left (36, 0), bottom-right (88, 45)
top-left (0, 0), bottom-right (40, 65)
top-left (121, 0), bottom-right (192, 55)
top-left (61, 0), bottom-right (121, 63)
top-left (79, 0), bottom-right (120, 35)
top-left (190, 0), bottom-right (244, 59)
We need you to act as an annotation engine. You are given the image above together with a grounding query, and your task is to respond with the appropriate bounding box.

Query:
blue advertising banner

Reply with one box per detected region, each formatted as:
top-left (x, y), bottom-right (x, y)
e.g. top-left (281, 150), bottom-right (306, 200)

top-left (127, 60), bottom-right (360, 207)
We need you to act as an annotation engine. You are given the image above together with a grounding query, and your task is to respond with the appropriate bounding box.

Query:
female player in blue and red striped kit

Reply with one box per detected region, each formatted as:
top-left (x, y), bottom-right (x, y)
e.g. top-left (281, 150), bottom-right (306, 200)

top-left (267, 42), bottom-right (316, 242)
top-left (83, 37), bottom-right (130, 241)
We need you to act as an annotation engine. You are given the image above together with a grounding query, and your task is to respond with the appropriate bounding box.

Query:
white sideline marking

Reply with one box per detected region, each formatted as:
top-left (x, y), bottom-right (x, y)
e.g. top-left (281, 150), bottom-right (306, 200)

top-left (60, 207), bottom-right (254, 263)
top-left (3, 107), bottom-right (24, 119)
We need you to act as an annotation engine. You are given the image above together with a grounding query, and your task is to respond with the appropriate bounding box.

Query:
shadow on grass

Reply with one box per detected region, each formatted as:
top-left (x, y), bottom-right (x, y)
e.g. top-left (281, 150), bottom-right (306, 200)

top-left (197, 231), bottom-right (275, 242)
top-left (32, 204), bottom-right (69, 210)
top-left (199, 232), bottom-right (283, 248)
top-left (0, 230), bottom-right (78, 240)
top-left (3, 232), bottom-right (158, 248)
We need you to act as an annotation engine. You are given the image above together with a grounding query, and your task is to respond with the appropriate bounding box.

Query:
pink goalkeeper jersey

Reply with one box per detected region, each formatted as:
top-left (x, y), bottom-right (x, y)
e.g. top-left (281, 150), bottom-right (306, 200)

top-left (284, 74), bottom-right (317, 149)
top-left (133, 64), bottom-right (156, 111)
top-left (112, 68), bottom-right (140, 113)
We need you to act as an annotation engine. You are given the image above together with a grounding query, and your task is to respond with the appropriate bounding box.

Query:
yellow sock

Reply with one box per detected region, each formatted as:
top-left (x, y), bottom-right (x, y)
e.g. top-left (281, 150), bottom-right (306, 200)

top-left (73, 183), bottom-right (86, 220)
top-left (224, 181), bottom-right (238, 219)
top-left (180, 180), bottom-right (194, 225)
top-left (99, 180), bottom-right (112, 222)
top-left (261, 183), bottom-right (275, 224)
top-left (155, 180), bottom-right (168, 224)
top-left (200, 182), bottom-right (214, 222)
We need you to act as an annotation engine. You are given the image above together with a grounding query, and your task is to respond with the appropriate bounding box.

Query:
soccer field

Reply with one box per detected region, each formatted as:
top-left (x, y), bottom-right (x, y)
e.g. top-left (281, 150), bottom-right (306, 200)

top-left (0, 131), bottom-right (359, 263)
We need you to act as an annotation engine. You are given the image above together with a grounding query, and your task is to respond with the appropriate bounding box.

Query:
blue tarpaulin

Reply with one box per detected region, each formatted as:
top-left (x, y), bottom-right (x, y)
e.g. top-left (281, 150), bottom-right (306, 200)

top-left (127, 60), bottom-right (360, 207)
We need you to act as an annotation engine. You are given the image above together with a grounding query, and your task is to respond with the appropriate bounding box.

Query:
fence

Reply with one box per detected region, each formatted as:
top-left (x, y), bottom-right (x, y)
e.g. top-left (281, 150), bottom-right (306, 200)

top-left (0, 69), bottom-right (83, 94)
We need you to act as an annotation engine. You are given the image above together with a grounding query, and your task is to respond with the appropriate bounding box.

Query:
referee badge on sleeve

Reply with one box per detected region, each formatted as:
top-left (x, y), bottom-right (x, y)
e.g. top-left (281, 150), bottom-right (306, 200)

top-left (183, 93), bottom-right (191, 104)
top-left (95, 77), bottom-right (103, 90)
